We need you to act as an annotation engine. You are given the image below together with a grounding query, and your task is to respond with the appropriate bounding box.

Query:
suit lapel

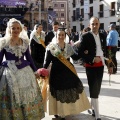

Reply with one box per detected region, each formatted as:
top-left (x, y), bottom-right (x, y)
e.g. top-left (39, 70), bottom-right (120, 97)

top-left (99, 33), bottom-right (104, 48)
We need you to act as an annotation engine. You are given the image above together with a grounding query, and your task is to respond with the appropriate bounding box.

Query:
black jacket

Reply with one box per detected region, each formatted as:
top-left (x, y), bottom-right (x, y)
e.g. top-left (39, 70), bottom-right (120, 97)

top-left (45, 31), bottom-right (55, 46)
top-left (72, 32), bottom-right (107, 65)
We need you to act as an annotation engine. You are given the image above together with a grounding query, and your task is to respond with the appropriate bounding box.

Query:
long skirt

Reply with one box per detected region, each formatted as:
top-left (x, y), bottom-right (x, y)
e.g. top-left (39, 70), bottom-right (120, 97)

top-left (0, 66), bottom-right (44, 120)
top-left (44, 87), bottom-right (91, 116)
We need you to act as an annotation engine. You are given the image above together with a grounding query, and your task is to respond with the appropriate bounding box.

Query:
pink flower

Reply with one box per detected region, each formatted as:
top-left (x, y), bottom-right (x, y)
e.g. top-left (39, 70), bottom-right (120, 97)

top-left (37, 68), bottom-right (49, 77)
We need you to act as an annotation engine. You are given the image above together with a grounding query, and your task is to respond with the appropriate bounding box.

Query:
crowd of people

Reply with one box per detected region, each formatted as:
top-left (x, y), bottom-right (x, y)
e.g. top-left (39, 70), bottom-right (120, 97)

top-left (0, 16), bottom-right (119, 120)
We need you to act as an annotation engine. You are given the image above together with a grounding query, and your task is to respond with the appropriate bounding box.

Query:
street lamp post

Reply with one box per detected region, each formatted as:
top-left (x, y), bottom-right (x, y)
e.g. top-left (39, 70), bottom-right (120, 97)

top-left (38, 0), bottom-right (41, 24)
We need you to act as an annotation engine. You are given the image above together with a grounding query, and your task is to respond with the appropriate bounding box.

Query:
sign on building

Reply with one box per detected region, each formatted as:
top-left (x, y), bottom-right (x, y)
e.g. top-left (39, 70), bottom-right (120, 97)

top-left (84, 0), bottom-right (89, 14)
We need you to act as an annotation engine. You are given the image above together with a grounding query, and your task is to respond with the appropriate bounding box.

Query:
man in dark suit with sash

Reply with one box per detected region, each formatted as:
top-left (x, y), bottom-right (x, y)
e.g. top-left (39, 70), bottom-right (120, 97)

top-left (45, 21), bottom-right (59, 46)
top-left (72, 16), bottom-right (113, 120)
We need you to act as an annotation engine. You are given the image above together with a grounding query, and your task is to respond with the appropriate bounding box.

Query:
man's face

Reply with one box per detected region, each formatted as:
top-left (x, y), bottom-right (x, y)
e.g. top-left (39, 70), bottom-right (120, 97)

top-left (53, 25), bottom-right (59, 32)
top-left (89, 18), bottom-right (100, 34)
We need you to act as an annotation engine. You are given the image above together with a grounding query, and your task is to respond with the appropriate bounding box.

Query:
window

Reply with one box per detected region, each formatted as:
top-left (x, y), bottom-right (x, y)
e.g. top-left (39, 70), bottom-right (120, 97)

top-left (72, 0), bottom-right (76, 8)
top-left (61, 4), bottom-right (64, 7)
top-left (72, 10), bottom-right (76, 21)
top-left (99, 4), bottom-right (104, 18)
top-left (90, 0), bottom-right (93, 4)
top-left (81, 8), bottom-right (84, 18)
top-left (88, 7), bottom-right (93, 18)
top-left (110, 2), bottom-right (115, 16)
top-left (73, 26), bottom-right (76, 32)
top-left (80, 0), bottom-right (84, 6)
top-left (61, 13), bottom-right (64, 17)
top-left (56, 13), bottom-right (58, 17)
top-left (54, 4), bottom-right (58, 7)
top-left (100, 23), bottom-right (104, 29)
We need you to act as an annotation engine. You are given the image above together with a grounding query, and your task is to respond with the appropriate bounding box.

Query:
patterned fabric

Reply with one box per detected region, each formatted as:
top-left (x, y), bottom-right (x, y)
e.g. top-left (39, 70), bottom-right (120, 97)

top-left (50, 82), bottom-right (84, 103)
top-left (0, 38), bottom-right (44, 119)
top-left (0, 66), bottom-right (44, 120)
top-left (48, 43), bottom-right (75, 59)
top-left (4, 40), bottom-right (28, 58)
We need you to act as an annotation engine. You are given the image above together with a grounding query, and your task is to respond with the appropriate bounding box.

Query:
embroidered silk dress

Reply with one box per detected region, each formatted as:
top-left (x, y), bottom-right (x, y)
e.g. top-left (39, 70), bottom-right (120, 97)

top-left (43, 43), bottom-right (91, 116)
top-left (0, 38), bottom-right (44, 120)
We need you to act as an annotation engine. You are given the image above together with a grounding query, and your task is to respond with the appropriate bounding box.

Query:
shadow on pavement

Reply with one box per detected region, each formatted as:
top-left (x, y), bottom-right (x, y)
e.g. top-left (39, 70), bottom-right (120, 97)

top-left (52, 113), bottom-right (120, 120)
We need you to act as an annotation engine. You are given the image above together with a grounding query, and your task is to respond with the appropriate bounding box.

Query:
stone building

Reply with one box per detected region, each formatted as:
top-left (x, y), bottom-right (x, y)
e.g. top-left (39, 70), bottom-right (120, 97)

top-left (68, 0), bottom-right (120, 33)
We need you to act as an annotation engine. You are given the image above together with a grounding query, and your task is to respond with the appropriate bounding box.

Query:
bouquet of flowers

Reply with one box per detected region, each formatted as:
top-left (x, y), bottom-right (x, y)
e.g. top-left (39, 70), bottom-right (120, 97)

top-left (37, 68), bottom-right (49, 78)
top-left (37, 68), bottom-right (49, 102)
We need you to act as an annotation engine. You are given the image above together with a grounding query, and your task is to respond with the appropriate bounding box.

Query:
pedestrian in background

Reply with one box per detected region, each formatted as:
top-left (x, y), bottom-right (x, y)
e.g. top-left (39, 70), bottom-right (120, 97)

top-left (45, 21), bottom-right (59, 46)
top-left (0, 18), bottom-right (44, 120)
top-left (43, 29), bottom-right (91, 120)
top-left (30, 23), bottom-right (46, 68)
top-left (72, 16), bottom-right (113, 120)
top-left (23, 23), bottom-right (31, 38)
top-left (106, 23), bottom-right (119, 74)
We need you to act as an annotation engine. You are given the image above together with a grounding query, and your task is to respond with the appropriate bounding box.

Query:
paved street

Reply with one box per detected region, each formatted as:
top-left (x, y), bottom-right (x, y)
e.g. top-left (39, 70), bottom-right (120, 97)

top-left (42, 51), bottom-right (120, 120)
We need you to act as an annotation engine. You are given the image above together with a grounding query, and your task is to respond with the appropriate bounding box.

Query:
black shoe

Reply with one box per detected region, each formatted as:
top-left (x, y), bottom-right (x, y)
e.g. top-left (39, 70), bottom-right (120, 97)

top-left (61, 118), bottom-right (66, 120)
top-left (96, 118), bottom-right (101, 120)
top-left (92, 109), bottom-right (95, 117)
top-left (54, 115), bottom-right (60, 118)
top-left (88, 109), bottom-right (95, 117)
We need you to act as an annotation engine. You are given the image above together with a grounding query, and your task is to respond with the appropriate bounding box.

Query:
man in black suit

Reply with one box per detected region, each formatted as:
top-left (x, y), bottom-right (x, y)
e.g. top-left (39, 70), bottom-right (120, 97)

top-left (72, 16), bottom-right (113, 120)
top-left (45, 21), bottom-right (59, 46)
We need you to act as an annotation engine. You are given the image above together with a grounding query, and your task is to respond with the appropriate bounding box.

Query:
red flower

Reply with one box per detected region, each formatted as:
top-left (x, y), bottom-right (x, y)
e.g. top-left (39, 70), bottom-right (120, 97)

top-left (37, 68), bottom-right (49, 77)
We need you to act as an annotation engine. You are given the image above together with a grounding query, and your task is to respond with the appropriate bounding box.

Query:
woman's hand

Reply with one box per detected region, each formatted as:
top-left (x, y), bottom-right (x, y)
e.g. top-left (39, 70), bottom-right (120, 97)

top-left (35, 73), bottom-right (40, 79)
top-left (94, 56), bottom-right (102, 63)
top-left (108, 67), bottom-right (113, 75)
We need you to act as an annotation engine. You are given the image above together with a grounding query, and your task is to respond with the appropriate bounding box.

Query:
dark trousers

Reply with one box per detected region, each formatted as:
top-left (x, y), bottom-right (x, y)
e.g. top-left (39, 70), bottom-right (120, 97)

top-left (111, 47), bottom-right (117, 73)
top-left (85, 66), bottom-right (104, 98)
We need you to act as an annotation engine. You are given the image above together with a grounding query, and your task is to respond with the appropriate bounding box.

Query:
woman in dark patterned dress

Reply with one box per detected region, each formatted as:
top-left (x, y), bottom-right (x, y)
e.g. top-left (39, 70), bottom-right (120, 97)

top-left (0, 18), bottom-right (44, 120)
top-left (43, 29), bottom-right (91, 120)
top-left (30, 24), bottom-right (46, 68)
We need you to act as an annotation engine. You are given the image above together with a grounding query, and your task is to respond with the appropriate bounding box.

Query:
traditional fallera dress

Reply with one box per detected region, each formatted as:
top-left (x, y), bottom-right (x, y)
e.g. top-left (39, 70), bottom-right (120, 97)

top-left (43, 42), bottom-right (91, 116)
top-left (0, 38), bottom-right (44, 120)
top-left (30, 31), bottom-right (46, 68)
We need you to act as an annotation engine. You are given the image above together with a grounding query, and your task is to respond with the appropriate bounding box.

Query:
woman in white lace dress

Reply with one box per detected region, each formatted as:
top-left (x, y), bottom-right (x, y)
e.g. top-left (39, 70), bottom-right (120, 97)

top-left (0, 18), bottom-right (44, 120)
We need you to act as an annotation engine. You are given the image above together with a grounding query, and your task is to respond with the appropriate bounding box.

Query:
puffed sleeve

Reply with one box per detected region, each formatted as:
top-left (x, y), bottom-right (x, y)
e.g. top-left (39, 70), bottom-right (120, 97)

top-left (0, 49), bottom-right (5, 65)
top-left (25, 47), bottom-right (37, 72)
top-left (43, 49), bottom-right (52, 69)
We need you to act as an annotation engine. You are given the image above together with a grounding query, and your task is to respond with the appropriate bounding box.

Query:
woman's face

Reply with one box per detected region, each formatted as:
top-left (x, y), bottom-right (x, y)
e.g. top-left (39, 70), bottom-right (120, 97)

top-left (36, 25), bottom-right (43, 32)
top-left (58, 30), bottom-right (65, 42)
top-left (10, 22), bottom-right (22, 37)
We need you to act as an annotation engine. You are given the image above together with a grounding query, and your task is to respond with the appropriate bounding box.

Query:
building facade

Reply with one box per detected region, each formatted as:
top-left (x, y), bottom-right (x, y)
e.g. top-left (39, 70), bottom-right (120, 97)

top-left (24, 0), bottom-right (68, 31)
top-left (69, 0), bottom-right (120, 33)
top-left (52, 0), bottom-right (68, 28)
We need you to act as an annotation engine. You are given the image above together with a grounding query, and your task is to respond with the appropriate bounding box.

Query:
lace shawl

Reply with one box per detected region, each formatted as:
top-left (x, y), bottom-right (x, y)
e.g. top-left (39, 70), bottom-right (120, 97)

top-left (47, 43), bottom-right (75, 59)
top-left (4, 39), bottom-right (28, 58)
top-left (30, 31), bottom-right (45, 44)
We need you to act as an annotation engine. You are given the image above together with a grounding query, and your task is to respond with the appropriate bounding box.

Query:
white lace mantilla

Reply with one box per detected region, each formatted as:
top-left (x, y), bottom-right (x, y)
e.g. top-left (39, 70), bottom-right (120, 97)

top-left (4, 39), bottom-right (28, 58)
top-left (33, 32), bottom-right (45, 44)
top-left (6, 66), bottom-right (38, 105)
top-left (48, 43), bottom-right (75, 59)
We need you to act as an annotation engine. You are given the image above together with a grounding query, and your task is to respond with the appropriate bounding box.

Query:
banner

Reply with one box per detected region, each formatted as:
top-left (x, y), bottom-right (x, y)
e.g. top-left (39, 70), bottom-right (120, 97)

top-left (0, 0), bottom-right (26, 6)
top-left (48, 10), bottom-right (57, 31)
top-left (0, 8), bottom-right (28, 26)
